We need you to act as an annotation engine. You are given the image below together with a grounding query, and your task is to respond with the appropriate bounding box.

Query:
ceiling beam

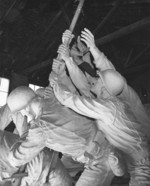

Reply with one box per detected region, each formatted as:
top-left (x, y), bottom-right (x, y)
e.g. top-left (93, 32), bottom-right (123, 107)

top-left (22, 17), bottom-right (150, 75)
top-left (127, 0), bottom-right (150, 4)
top-left (21, 59), bottom-right (52, 75)
top-left (128, 45), bottom-right (150, 67)
top-left (90, 0), bottom-right (150, 8)
top-left (57, 0), bottom-right (71, 27)
top-left (95, 17), bottom-right (150, 46)
top-left (124, 63), bottom-right (150, 76)
top-left (0, 0), bottom-right (18, 24)
top-left (93, 0), bottom-right (124, 35)
top-left (22, 53), bottom-right (150, 76)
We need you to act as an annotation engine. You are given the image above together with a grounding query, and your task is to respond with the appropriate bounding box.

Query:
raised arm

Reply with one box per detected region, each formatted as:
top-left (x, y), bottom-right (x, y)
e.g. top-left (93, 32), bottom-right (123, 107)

top-left (80, 28), bottom-right (115, 71)
top-left (58, 29), bottom-right (95, 97)
top-left (52, 58), bottom-right (77, 94)
top-left (51, 29), bottom-right (77, 94)
top-left (57, 44), bottom-right (94, 98)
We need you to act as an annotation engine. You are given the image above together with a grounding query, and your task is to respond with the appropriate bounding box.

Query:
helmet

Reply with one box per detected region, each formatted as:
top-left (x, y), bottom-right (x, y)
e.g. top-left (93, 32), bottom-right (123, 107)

top-left (99, 69), bottom-right (125, 96)
top-left (7, 86), bottom-right (36, 113)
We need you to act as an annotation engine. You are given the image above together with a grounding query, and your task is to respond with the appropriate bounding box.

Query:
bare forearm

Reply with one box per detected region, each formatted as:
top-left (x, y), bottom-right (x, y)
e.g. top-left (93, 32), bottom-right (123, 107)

top-left (80, 28), bottom-right (115, 71)
top-left (90, 46), bottom-right (115, 71)
top-left (64, 57), bottom-right (92, 97)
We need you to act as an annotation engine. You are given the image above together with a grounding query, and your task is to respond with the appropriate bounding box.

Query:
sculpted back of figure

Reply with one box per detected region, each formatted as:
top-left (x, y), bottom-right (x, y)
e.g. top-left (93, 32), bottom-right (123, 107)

top-left (6, 85), bottom-right (126, 186)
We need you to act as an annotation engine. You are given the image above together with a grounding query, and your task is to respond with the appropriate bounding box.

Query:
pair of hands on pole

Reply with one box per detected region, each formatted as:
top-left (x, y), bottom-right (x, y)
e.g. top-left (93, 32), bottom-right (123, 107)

top-left (52, 28), bottom-right (96, 74)
top-left (52, 29), bottom-right (73, 75)
top-left (51, 28), bottom-right (96, 88)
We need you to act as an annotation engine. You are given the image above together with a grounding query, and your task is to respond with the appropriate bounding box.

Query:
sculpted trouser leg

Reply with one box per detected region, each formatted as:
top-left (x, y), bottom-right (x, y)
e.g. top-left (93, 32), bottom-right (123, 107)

top-left (75, 137), bottom-right (128, 186)
top-left (61, 155), bottom-right (84, 177)
top-left (21, 148), bottom-right (73, 186)
top-left (75, 142), bottom-right (115, 186)
top-left (47, 152), bottom-right (73, 186)
top-left (0, 130), bottom-right (72, 186)
top-left (76, 161), bottom-right (114, 186)
top-left (127, 156), bottom-right (150, 186)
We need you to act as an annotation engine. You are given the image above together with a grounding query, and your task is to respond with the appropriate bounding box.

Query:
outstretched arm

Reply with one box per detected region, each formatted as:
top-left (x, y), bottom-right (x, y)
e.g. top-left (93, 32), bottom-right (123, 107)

top-left (80, 28), bottom-right (115, 71)
top-left (52, 58), bottom-right (77, 94)
top-left (50, 72), bottom-right (115, 123)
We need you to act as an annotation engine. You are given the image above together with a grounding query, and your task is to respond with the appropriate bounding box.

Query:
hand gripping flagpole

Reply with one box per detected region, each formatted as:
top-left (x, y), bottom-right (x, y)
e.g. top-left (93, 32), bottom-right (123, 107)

top-left (57, 0), bottom-right (85, 59)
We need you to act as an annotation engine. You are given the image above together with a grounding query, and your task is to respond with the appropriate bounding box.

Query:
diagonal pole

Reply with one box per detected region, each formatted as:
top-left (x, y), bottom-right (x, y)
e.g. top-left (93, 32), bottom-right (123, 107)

top-left (46, 0), bottom-right (86, 181)
top-left (57, 0), bottom-right (85, 60)
top-left (69, 0), bottom-right (85, 32)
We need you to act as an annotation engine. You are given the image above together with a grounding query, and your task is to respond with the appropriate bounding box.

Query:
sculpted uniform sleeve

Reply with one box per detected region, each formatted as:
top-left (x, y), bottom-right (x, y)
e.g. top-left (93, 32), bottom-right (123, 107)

top-left (91, 45), bottom-right (149, 124)
top-left (8, 126), bottom-right (46, 167)
top-left (52, 80), bottom-right (150, 151)
top-left (92, 48), bottom-right (150, 133)
top-left (96, 47), bottom-right (150, 137)
top-left (94, 48), bottom-right (150, 127)
top-left (64, 57), bottom-right (92, 97)
top-left (93, 48), bottom-right (146, 118)
top-left (52, 80), bottom-right (115, 123)
top-left (119, 82), bottom-right (150, 138)
top-left (0, 130), bottom-right (19, 178)
top-left (58, 72), bottom-right (77, 93)
top-left (90, 46), bottom-right (115, 71)
top-left (0, 104), bottom-right (12, 130)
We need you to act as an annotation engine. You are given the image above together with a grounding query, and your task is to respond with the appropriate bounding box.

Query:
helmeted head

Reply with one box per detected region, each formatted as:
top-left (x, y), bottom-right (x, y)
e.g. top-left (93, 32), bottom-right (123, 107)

top-left (91, 69), bottom-right (125, 98)
top-left (7, 86), bottom-right (36, 113)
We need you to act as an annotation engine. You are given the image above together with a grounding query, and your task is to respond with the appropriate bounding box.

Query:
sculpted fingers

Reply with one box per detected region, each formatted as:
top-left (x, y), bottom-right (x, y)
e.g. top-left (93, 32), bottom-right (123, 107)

top-left (81, 28), bottom-right (95, 49)
top-left (84, 28), bottom-right (94, 38)
top-left (49, 72), bottom-right (58, 87)
top-left (52, 59), bottom-right (62, 73)
top-left (62, 29), bottom-right (74, 45)
top-left (57, 44), bottom-right (70, 60)
top-left (44, 86), bottom-right (54, 99)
